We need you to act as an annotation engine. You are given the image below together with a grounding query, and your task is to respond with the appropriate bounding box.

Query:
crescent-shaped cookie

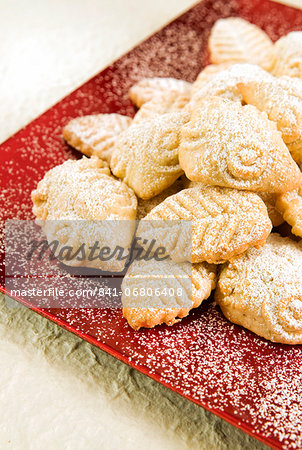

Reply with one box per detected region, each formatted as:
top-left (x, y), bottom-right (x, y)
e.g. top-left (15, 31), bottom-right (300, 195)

top-left (208, 18), bottom-right (274, 71)
top-left (63, 114), bottom-right (132, 163)
top-left (179, 96), bottom-right (302, 193)
top-left (122, 258), bottom-right (217, 330)
top-left (215, 234), bottom-right (302, 344)
top-left (110, 112), bottom-right (189, 199)
top-left (137, 185), bottom-right (272, 264)
top-left (257, 192), bottom-right (284, 228)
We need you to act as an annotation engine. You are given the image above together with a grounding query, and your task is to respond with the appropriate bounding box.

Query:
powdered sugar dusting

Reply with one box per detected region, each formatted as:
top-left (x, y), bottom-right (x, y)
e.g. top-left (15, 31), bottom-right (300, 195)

top-left (63, 113), bottom-right (132, 163)
top-left (55, 302), bottom-right (302, 449)
top-left (190, 63), bottom-right (270, 106)
top-left (208, 17), bottom-right (274, 70)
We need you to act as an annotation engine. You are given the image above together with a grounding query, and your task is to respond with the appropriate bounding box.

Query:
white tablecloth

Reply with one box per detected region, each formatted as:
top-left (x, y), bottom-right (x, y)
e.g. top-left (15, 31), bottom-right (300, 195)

top-left (1, 0), bottom-right (297, 448)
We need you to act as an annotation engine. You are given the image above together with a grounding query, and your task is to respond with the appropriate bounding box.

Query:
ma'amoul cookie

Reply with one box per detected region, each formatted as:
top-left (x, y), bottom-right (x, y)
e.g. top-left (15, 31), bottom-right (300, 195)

top-left (182, 180), bottom-right (284, 228)
top-left (179, 96), bottom-right (302, 193)
top-left (138, 185), bottom-right (272, 264)
top-left (63, 114), bottom-right (132, 164)
top-left (111, 112), bottom-right (189, 199)
top-left (239, 76), bottom-right (302, 163)
top-left (122, 258), bottom-right (217, 330)
top-left (208, 17), bottom-right (274, 71)
top-left (31, 156), bottom-right (137, 271)
top-left (132, 91), bottom-right (190, 123)
top-left (276, 185), bottom-right (302, 238)
top-left (215, 234), bottom-right (302, 344)
top-left (270, 32), bottom-right (302, 79)
top-left (129, 77), bottom-right (191, 108)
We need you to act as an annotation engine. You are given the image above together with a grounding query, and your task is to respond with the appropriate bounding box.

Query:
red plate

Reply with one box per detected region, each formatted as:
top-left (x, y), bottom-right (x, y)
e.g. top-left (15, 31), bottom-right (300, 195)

top-left (1, 0), bottom-right (302, 448)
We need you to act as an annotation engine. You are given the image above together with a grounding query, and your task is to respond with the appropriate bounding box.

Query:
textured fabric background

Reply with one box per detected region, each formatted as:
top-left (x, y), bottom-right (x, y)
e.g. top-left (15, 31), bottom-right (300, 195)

top-left (0, 0), bottom-right (298, 448)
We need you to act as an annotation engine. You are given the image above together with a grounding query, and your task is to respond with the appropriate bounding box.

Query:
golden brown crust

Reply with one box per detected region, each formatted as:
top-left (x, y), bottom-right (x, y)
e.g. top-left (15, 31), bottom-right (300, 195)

top-left (276, 185), bottom-right (302, 238)
top-left (208, 18), bottom-right (274, 71)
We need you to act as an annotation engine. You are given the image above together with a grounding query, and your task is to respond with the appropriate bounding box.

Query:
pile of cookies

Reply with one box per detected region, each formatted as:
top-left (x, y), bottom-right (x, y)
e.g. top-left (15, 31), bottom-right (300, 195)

top-left (32, 18), bottom-right (302, 344)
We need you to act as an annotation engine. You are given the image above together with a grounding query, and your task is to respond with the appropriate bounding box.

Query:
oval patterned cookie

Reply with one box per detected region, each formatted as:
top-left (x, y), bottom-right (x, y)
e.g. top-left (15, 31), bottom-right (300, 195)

top-left (208, 18), bottom-right (274, 71)
top-left (183, 180), bottom-right (284, 228)
top-left (239, 76), bottom-right (302, 163)
top-left (129, 77), bottom-right (191, 108)
top-left (31, 156), bottom-right (137, 272)
top-left (122, 257), bottom-right (217, 330)
top-left (215, 234), bottom-right (302, 344)
top-left (270, 32), bottom-right (302, 79)
top-left (63, 113), bottom-right (132, 164)
top-left (111, 112), bottom-right (189, 199)
top-left (138, 185), bottom-right (272, 264)
top-left (179, 96), bottom-right (302, 193)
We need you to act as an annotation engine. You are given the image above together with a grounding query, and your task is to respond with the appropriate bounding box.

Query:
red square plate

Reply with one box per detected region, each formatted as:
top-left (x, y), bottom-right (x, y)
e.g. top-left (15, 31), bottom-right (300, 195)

top-left (1, 0), bottom-right (302, 448)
